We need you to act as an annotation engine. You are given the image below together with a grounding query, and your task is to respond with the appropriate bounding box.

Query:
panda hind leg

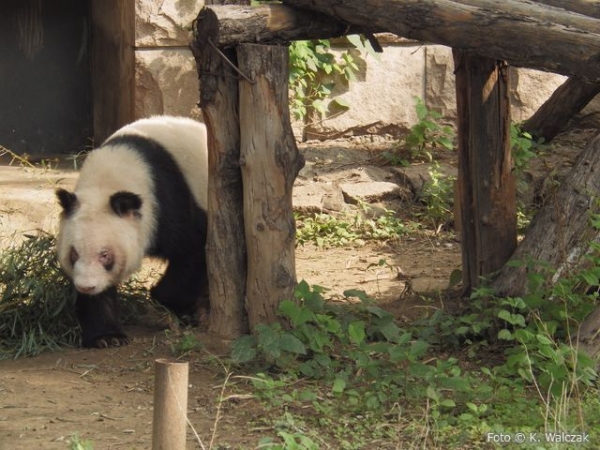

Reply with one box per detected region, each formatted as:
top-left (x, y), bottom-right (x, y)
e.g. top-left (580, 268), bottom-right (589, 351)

top-left (76, 287), bottom-right (130, 348)
top-left (151, 256), bottom-right (209, 324)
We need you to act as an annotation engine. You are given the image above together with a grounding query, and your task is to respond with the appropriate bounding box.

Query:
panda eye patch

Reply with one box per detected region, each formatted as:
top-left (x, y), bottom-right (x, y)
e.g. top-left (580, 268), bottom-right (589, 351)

top-left (70, 247), bottom-right (79, 265)
top-left (99, 249), bottom-right (115, 271)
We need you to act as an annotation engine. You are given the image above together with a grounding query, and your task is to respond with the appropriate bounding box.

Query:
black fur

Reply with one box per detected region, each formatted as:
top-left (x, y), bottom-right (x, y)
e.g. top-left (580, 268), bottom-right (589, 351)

top-left (101, 134), bottom-right (209, 317)
top-left (56, 188), bottom-right (78, 215)
top-left (76, 287), bottom-right (129, 348)
top-left (110, 191), bottom-right (142, 217)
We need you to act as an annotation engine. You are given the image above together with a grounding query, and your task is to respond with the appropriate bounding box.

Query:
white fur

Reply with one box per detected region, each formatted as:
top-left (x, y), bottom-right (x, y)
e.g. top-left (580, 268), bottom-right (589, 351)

top-left (110, 116), bottom-right (208, 209)
top-left (57, 116), bottom-right (208, 295)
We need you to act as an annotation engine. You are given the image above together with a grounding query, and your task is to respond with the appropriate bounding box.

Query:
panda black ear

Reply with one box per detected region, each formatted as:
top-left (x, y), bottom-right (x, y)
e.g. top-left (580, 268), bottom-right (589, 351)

top-left (110, 191), bottom-right (142, 218)
top-left (56, 189), bottom-right (78, 215)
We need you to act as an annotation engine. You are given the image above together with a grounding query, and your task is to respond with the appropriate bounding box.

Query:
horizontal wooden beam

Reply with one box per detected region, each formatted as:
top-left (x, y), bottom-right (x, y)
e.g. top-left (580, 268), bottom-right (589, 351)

top-left (282, 0), bottom-right (600, 82)
top-left (193, 4), bottom-right (372, 49)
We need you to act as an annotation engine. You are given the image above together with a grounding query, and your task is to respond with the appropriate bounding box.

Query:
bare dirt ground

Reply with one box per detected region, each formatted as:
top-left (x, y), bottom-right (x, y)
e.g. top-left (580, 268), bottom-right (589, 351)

top-left (0, 120), bottom-right (595, 449)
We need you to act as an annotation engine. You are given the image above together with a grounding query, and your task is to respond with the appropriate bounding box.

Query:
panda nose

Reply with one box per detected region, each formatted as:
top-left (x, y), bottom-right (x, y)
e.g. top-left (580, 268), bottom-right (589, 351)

top-left (76, 284), bottom-right (96, 295)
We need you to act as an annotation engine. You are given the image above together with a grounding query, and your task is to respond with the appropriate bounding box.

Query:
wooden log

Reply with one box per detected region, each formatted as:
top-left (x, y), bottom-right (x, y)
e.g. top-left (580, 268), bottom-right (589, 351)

top-left (492, 134), bottom-right (600, 297)
top-left (453, 51), bottom-right (516, 292)
top-left (194, 4), bottom-right (369, 49)
top-left (282, 0), bottom-right (600, 82)
top-left (191, 12), bottom-right (249, 340)
top-left (152, 359), bottom-right (189, 450)
top-left (522, 77), bottom-right (600, 143)
top-left (238, 44), bottom-right (305, 328)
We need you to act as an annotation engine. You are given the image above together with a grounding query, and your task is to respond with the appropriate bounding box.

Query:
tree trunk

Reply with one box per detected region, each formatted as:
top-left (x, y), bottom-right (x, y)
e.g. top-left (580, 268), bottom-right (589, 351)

top-left (191, 5), bottom-right (249, 341)
top-left (238, 44), bottom-right (305, 329)
top-left (282, 0), bottom-right (600, 82)
top-left (490, 134), bottom-right (600, 362)
top-left (453, 51), bottom-right (516, 292)
top-left (522, 77), bottom-right (600, 143)
top-left (492, 134), bottom-right (600, 298)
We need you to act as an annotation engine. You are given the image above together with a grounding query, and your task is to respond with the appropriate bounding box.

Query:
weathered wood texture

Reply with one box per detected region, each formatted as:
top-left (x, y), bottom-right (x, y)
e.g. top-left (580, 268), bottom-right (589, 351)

top-left (532, 0), bottom-right (600, 18)
top-left (283, 0), bottom-right (600, 82)
top-left (523, 77), bottom-right (600, 143)
top-left (195, 4), bottom-right (369, 48)
top-left (238, 44), bottom-right (305, 328)
top-left (191, 10), bottom-right (249, 340)
top-left (91, 0), bottom-right (135, 143)
top-left (492, 134), bottom-right (600, 297)
top-left (453, 51), bottom-right (516, 291)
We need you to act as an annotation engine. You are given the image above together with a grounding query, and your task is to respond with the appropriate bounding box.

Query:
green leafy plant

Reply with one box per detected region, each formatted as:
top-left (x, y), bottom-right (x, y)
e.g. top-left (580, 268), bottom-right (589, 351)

top-left (386, 97), bottom-right (454, 164)
top-left (510, 123), bottom-right (541, 174)
top-left (227, 267), bottom-right (600, 447)
top-left (295, 208), bottom-right (414, 248)
top-left (233, 281), bottom-right (486, 421)
top-left (510, 123), bottom-right (547, 230)
top-left (169, 330), bottom-right (204, 357)
top-left (288, 38), bottom-right (359, 121)
top-left (417, 163), bottom-right (455, 232)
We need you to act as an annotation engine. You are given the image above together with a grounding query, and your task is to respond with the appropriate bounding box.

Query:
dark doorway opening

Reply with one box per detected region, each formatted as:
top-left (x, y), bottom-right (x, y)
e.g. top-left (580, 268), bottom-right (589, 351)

top-left (0, 0), bottom-right (134, 157)
top-left (0, 0), bottom-right (90, 156)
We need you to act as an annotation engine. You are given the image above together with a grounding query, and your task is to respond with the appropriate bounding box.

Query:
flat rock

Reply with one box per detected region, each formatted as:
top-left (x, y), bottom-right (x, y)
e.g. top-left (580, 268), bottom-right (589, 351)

top-left (340, 181), bottom-right (403, 204)
top-left (293, 183), bottom-right (347, 213)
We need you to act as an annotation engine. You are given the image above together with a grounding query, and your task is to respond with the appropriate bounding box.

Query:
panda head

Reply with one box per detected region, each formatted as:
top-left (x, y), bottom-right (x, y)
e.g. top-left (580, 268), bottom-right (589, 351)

top-left (56, 188), bottom-right (146, 296)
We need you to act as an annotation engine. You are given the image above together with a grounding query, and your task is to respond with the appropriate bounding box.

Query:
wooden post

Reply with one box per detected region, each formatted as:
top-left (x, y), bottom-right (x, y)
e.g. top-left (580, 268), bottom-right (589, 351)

top-left (90, 0), bottom-right (135, 143)
top-left (191, 7), bottom-right (249, 340)
top-left (237, 44), bottom-right (305, 328)
top-left (453, 51), bottom-right (516, 292)
top-left (152, 359), bottom-right (189, 450)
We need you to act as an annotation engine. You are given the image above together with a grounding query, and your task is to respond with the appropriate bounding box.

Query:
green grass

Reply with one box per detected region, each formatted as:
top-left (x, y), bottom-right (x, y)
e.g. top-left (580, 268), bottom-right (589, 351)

top-left (0, 232), bottom-right (154, 358)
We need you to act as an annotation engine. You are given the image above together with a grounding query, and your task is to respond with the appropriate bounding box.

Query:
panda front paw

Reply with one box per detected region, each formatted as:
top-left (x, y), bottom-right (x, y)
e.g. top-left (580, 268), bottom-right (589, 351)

top-left (85, 333), bottom-right (130, 349)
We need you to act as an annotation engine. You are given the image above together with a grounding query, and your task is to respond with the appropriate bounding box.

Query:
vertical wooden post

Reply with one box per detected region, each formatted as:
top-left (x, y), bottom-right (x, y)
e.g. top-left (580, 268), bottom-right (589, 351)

top-left (453, 51), bottom-right (516, 292)
top-left (152, 359), bottom-right (189, 450)
top-left (90, 0), bottom-right (135, 143)
top-left (191, 9), bottom-right (248, 340)
top-left (237, 44), bottom-right (305, 328)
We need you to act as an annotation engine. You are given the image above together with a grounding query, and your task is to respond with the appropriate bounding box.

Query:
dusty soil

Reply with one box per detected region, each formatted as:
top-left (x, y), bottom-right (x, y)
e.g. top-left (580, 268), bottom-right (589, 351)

top-left (0, 121), bottom-right (595, 449)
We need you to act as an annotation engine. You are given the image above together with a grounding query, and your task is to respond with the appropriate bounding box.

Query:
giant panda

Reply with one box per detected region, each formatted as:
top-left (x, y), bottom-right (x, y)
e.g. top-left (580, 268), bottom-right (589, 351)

top-left (55, 116), bottom-right (209, 348)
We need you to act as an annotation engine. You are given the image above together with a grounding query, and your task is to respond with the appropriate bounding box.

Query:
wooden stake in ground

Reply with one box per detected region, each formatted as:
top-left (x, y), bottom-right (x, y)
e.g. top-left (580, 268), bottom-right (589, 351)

top-left (152, 359), bottom-right (189, 450)
top-left (238, 43), bottom-right (305, 328)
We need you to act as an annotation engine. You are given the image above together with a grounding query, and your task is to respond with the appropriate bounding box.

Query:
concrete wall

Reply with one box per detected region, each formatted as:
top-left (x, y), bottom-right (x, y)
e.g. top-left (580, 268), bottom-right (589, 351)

top-left (304, 35), bottom-right (568, 139)
top-left (135, 2), bottom-right (571, 138)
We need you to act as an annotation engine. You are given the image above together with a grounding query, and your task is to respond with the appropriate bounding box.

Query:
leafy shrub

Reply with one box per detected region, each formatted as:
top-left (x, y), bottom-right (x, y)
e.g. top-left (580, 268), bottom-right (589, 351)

top-left (418, 163), bottom-right (455, 232)
top-left (386, 97), bottom-right (455, 165)
top-left (289, 39), bottom-right (358, 121)
top-left (295, 208), bottom-right (414, 248)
